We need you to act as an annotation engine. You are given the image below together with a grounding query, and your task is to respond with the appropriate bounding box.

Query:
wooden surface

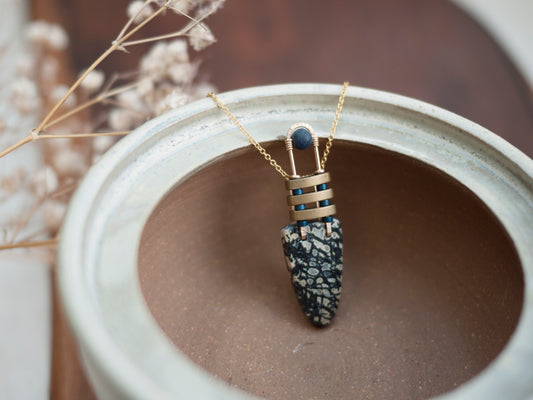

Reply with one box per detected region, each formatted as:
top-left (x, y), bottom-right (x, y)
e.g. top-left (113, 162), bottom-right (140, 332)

top-left (50, 277), bottom-right (94, 399)
top-left (36, 0), bottom-right (533, 399)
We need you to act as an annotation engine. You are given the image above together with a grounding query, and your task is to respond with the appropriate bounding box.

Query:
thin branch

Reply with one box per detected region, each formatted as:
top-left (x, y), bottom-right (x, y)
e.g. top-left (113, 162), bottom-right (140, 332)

top-left (9, 197), bottom-right (45, 244)
top-left (36, 1), bottom-right (169, 134)
top-left (120, 3), bottom-right (217, 48)
top-left (35, 45), bottom-right (118, 133)
top-left (50, 182), bottom-right (78, 199)
top-left (0, 0), bottom-right (202, 159)
top-left (43, 97), bottom-right (103, 130)
top-left (38, 131), bottom-right (130, 139)
top-left (0, 238), bottom-right (58, 251)
top-left (168, 5), bottom-right (201, 25)
top-left (43, 82), bottom-right (140, 130)
top-left (120, 30), bottom-right (187, 47)
top-left (115, 0), bottom-right (159, 43)
top-left (0, 134), bottom-right (32, 158)
top-left (115, 1), bottom-right (171, 45)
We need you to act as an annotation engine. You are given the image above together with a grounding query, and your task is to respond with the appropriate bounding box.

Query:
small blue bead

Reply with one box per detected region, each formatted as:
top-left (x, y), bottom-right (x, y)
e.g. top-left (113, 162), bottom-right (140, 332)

top-left (292, 127), bottom-right (313, 150)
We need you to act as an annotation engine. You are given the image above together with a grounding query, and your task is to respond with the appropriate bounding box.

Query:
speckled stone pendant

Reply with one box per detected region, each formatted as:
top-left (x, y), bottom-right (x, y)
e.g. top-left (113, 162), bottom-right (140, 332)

top-left (280, 123), bottom-right (343, 327)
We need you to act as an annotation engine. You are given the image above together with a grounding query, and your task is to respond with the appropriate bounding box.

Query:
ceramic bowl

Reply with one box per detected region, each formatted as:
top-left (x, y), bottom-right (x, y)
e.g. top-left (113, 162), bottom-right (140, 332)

top-left (59, 84), bottom-right (533, 399)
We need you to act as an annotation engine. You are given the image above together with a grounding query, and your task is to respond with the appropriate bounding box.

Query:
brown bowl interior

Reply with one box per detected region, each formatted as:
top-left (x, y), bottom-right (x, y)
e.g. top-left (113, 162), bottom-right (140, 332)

top-left (138, 141), bottom-right (523, 400)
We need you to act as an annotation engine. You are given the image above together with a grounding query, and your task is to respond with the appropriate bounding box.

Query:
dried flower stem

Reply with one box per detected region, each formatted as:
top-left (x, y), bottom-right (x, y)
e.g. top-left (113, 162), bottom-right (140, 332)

top-left (0, 1), bottom-right (171, 160)
top-left (43, 82), bottom-right (140, 130)
top-left (50, 182), bottom-right (78, 199)
top-left (120, 31), bottom-right (188, 47)
top-left (0, 135), bottom-right (33, 158)
top-left (0, 238), bottom-right (57, 251)
top-left (121, 5), bottom-right (217, 47)
top-left (115, 0), bottom-right (157, 44)
top-left (38, 48), bottom-right (117, 133)
top-left (1, 0), bottom-right (223, 253)
top-left (38, 132), bottom-right (130, 139)
top-left (9, 197), bottom-right (45, 244)
top-left (169, 6), bottom-right (201, 25)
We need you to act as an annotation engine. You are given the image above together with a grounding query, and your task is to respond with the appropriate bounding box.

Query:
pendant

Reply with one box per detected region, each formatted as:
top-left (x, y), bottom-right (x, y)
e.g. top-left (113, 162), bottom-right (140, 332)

top-left (280, 123), bottom-right (343, 327)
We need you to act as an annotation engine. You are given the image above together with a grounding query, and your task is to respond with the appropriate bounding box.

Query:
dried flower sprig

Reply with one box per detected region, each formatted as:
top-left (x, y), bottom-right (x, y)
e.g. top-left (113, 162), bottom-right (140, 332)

top-left (0, 238), bottom-right (58, 251)
top-left (0, 0), bottom-right (223, 159)
top-left (0, 0), bottom-right (224, 252)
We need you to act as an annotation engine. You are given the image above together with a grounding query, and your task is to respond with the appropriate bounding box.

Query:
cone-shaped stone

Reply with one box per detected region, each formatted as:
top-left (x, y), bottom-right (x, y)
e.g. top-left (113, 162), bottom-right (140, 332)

top-left (281, 219), bottom-right (343, 327)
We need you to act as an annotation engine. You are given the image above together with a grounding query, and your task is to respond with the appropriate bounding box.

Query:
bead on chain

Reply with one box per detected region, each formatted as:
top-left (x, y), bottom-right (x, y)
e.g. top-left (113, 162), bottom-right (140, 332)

top-left (207, 82), bottom-right (349, 179)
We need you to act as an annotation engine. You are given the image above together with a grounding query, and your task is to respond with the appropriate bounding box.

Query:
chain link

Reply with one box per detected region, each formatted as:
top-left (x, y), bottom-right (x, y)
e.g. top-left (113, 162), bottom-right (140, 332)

top-left (321, 81), bottom-right (349, 169)
top-left (207, 93), bottom-right (290, 179)
top-left (207, 82), bottom-right (349, 180)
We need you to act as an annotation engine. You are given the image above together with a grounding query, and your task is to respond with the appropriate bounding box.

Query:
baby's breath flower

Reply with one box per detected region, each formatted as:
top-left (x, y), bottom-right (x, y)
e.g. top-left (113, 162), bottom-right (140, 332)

top-left (41, 58), bottom-right (60, 83)
top-left (188, 23), bottom-right (215, 51)
top-left (140, 42), bottom-right (169, 80)
top-left (155, 90), bottom-right (188, 114)
top-left (117, 90), bottom-right (144, 111)
top-left (26, 20), bottom-right (69, 50)
top-left (136, 78), bottom-right (154, 96)
top-left (52, 150), bottom-right (87, 177)
top-left (168, 63), bottom-right (196, 84)
top-left (127, 1), bottom-right (154, 24)
top-left (140, 39), bottom-right (193, 84)
top-left (169, 0), bottom-right (193, 15)
top-left (10, 77), bottom-right (41, 114)
top-left (15, 53), bottom-right (36, 77)
top-left (109, 108), bottom-right (135, 131)
top-left (195, 0), bottom-right (225, 18)
top-left (167, 39), bottom-right (189, 63)
top-left (92, 135), bottom-right (115, 154)
top-left (31, 166), bottom-right (59, 198)
top-left (42, 200), bottom-right (67, 231)
top-left (81, 69), bottom-right (105, 94)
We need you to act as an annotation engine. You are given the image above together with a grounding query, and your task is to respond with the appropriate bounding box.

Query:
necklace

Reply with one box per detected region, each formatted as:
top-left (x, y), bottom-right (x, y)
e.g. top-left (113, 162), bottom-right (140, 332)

top-left (207, 82), bottom-right (349, 327)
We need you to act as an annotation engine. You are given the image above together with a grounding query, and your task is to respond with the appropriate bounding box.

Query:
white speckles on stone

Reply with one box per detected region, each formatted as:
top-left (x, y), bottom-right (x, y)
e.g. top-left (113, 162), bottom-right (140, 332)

top-left (301, 238), bottom-right (312, 251)
top-left (281, 218), bottom-right (343, 327)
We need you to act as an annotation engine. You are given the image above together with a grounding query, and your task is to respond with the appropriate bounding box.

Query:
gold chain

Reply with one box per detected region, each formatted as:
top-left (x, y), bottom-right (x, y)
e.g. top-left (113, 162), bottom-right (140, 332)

top-left (207, 92), bottom-right (291, 179)
top-left (207, 81), bottom-right (349, 180)
top-left (321, 81), bottom-right (349, 169)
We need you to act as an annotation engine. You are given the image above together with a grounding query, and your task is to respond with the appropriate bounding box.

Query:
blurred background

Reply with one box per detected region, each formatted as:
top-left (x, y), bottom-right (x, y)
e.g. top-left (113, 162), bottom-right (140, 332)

top-left (2, 0), bottom-right (533, 398)
top-left (35, 0), bottom-right (533, 155)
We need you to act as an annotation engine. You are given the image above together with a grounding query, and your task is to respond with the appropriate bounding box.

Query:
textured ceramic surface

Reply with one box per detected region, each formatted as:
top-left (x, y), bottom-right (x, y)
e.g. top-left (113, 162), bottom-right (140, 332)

top-left (59, 84), bottom-right (533, 399)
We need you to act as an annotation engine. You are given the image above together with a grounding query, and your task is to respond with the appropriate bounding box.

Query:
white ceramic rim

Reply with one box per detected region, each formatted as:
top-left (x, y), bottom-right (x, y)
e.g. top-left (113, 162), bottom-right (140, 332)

top-left (59, 83), bottom-right (533, 399)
